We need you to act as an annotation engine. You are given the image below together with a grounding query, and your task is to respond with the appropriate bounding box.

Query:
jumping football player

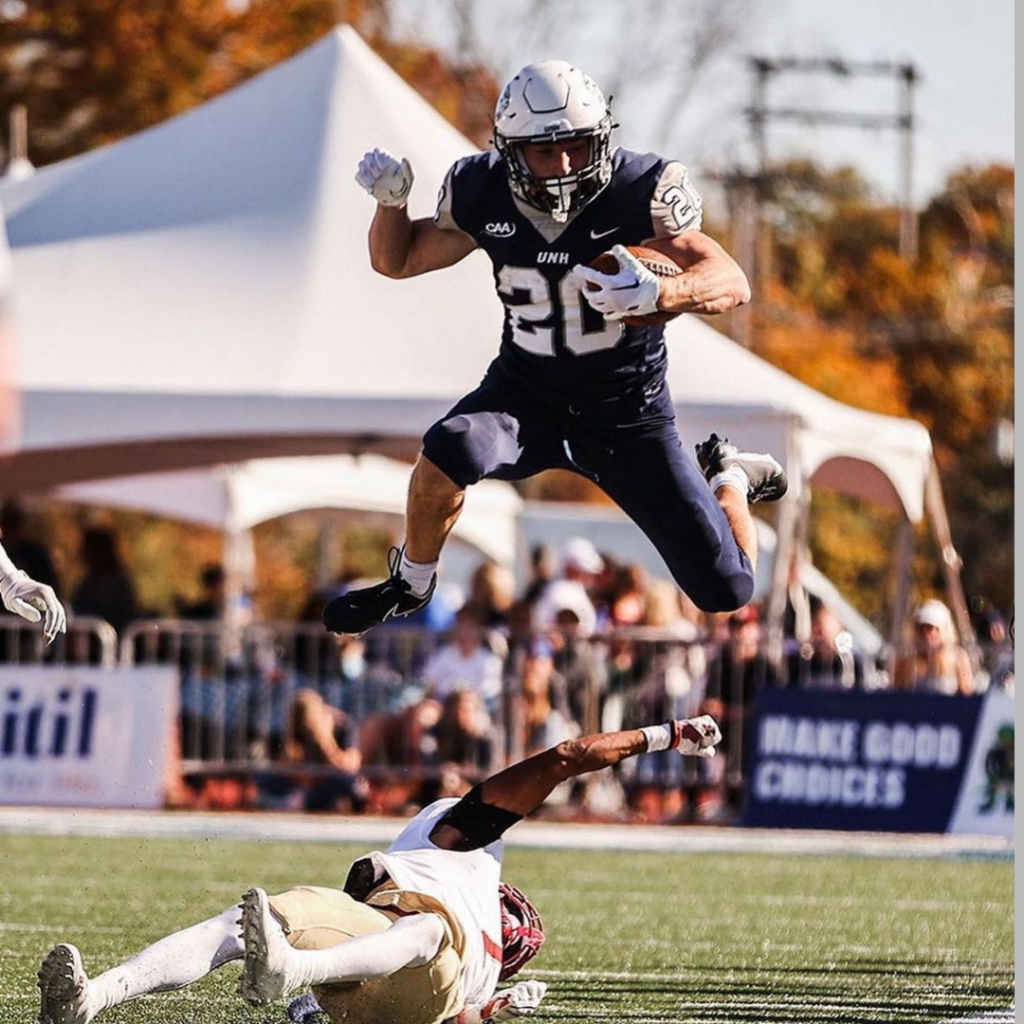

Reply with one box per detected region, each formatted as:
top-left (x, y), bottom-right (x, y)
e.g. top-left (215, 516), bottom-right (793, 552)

top-left (323, 59), bottom-right (787, 638)
top-left (37, 713), bottom-right (722, 1024)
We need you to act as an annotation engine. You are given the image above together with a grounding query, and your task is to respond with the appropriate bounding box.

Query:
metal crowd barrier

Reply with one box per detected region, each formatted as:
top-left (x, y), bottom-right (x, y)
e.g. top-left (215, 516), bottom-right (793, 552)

top-left (0, 614), bottom-right (118, 667)
top-left (113, 619), bottom-right (757, 809)
top-left (4, 613), bottom-right (1011, 815)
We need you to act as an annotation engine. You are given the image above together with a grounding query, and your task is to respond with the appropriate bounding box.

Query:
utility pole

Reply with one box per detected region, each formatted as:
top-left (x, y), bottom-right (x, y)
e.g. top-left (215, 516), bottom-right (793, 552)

top-left (744, 56), bottom-right (920, 262)
top-left (714, 56), bottom-right (920, 347)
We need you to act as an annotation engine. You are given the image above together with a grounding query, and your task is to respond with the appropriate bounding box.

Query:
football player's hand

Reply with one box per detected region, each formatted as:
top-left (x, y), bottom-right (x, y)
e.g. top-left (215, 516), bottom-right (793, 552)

top-left (0, 570), bottom-right (67, 645)
top-left (454, 980), bottom-right (549, 1024)
top-left (482, 980), bottom-right (549, 1022)
top-left (571, 244), bottom-right (660, 320)
top-left (354, 148), bottom-right (414, 207)
top-left (676, 714), bottom-right (722, 758)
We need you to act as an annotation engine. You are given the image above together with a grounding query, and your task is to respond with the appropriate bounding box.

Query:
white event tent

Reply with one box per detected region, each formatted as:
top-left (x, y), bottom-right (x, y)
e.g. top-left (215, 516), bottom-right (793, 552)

top-left (51, 453), bottom-right (523, 597)
top-left (0, 25), bottom-right (966, 643)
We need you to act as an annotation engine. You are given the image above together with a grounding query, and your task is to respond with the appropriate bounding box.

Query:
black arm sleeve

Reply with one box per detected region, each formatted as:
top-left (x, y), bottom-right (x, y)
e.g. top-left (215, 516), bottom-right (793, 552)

top-left (429, 784), bottom-right (523, 851)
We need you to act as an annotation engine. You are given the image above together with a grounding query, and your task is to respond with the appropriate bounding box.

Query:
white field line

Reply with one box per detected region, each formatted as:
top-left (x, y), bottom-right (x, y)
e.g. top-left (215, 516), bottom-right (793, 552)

top-left (934, 1012), bottom-right (1016, 1024)
top-left (0, 807), bottom-right (1012, 860)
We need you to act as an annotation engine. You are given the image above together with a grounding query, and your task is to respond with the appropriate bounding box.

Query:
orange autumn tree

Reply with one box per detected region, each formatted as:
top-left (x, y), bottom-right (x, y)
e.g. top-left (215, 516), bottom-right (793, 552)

top-left (0, 0), bottom-right (499, 166)
top-left (754, 159), bottom-right (1014, 619)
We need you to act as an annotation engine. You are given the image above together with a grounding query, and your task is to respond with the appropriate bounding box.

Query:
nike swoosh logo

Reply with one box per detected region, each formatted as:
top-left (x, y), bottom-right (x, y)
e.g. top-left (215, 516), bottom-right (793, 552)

top-left (590, 227), bottom-right (619, 240)
top-left (611, 278), bottom-right (640, 291)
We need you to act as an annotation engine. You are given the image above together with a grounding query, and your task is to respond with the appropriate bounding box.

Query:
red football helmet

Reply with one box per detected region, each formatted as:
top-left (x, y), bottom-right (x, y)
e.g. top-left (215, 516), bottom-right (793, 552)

top-left (498, 882), bottom-right (545, 981)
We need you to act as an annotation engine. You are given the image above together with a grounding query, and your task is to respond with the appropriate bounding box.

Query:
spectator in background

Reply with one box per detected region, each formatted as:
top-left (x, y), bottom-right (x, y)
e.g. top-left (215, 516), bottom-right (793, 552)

top-left (587, 551), bottom-right (620, 629)
top-left (421, 604), bottom-right (504, 710)
top-left (0, 500), bottom-right (61, 596)
top-left (894, 599), bottom-right (974, 695)
top-left (177, 563), bottom-right (226, 620)
top-left (466, 559), bottom-right (516, 630)
top-left (71, 527), bottom-right (139, 634)
top-left (607, 562), bottom-right (649, 627)
top-left (434, 689), bottom-right (495, 777)
top-left (971, 598), bottom-right (1012, 689)
top-left (786, 598), bottom-right (866, 690)
top-left (705, 603), bottom-right (778, 813)
top-left (520, 543), bottom-right (556, 607)
top-left (519, 642), bottom-right (578, 757)
top-left (263, 688), bottom-right (368, 813)
top-left (618, 580), bottom-right (708, 821)
top-left (549, 607), bottom-right (608, 736)
top-left (533, 537), bottom-right (602, 637)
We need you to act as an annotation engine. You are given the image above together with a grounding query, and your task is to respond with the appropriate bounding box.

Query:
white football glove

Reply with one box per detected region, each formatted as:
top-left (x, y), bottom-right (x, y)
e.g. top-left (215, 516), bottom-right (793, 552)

top-left (354, 147), bottom-right (415, 207)
top-left (676, 714), bottom-right (722, 758)
top-left (480, 980), bottom-right (549, 1022)
top-left (571, 244), bottom-right (660, 320)
top-left (0, 569), bottom-right (67, 645)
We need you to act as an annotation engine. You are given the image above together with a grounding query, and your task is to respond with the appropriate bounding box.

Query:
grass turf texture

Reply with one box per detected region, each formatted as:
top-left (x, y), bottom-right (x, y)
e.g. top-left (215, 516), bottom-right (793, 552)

top-left (0, 833), bottom-right (1011, 1024)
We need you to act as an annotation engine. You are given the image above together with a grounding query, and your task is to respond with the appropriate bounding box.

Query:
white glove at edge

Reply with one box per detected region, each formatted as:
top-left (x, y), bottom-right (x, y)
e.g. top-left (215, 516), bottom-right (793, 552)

top-left (355, 147), bottom-right (415, 207)
top-left (0, 569), bottom-right (67, 645)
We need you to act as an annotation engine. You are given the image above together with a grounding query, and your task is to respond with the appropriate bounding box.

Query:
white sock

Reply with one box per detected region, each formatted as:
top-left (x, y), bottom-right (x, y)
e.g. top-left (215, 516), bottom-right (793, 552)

top-left (399, 551), bottom-right (437, 597)
top-left (90, 906), bottom-right (242, 1009)
top-left (709, 464), bottom-right (750, 498)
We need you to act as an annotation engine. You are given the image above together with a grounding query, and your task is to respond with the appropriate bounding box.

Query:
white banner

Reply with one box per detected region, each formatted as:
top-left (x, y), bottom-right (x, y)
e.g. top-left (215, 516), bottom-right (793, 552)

top-left (0, 666), bottom-right (178, 809)
top-left (947, 688), bottom-right (1015, 838)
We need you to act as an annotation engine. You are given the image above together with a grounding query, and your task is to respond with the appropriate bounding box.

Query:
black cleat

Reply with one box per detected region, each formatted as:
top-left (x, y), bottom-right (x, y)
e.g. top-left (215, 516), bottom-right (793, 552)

top-left (695, 432), bottom-right (788, 504)
top-left (322, 547), bottom-right (435, 636)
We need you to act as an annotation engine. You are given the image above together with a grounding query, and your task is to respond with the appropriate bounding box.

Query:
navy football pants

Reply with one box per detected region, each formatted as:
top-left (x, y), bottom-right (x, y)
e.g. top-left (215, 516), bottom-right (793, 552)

top-left (422, 374), bottom-right (754, 612)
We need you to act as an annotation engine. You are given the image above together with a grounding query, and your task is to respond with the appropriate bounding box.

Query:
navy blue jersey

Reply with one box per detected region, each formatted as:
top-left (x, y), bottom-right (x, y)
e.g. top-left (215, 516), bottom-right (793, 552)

top-left (442, 148), bottom-right (689, 406)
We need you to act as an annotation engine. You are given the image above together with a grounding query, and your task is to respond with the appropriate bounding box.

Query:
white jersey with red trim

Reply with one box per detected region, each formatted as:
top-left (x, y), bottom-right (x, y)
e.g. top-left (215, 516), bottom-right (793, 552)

top-left (369, 798), bottom-right (504, 1006)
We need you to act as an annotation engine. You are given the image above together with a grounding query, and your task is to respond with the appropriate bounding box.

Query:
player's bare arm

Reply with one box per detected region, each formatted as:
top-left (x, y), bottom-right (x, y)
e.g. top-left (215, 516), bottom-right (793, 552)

top-left (368, 208), bottom-right (477, 279)
top-left (429, 717), bottom-right (722, 848)
top-left (647, 230), bottom-right (751, 315)
top-left (355, 147), bottom-right (477, 279)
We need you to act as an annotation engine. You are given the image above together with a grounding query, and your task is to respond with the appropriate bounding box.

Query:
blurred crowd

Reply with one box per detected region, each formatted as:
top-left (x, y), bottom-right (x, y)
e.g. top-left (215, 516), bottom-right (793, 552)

top-left (0, 500), bottom-right (1013, 824)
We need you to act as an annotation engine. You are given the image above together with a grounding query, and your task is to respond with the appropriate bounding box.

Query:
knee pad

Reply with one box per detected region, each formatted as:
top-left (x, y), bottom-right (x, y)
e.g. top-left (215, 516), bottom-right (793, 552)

top-left (422, 412), bottom-right (521, 489)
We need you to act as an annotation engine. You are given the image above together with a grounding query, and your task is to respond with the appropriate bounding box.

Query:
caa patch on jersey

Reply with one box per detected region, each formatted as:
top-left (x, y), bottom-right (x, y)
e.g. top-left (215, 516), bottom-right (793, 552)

top-left (588, 241), bottom-right (684, 327)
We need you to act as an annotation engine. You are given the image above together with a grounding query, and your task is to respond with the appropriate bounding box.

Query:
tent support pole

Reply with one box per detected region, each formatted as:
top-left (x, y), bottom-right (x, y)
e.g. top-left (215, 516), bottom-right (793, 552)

top-left (788, 485), bottom-right (813, 643)
top-left (924, 457), bottom-right (979, 657)
top-left (765, 490), bottom-right (799, 667)
top-left (887, 517), bottom-right (914, 679)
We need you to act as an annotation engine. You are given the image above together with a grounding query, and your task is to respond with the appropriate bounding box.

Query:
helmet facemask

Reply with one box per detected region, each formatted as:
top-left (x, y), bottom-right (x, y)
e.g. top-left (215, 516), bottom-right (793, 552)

top-left (495, 120), bottom-right (613, 222)
top-left (498, 882), bottom-right (545, 981)
top-left (493, 61), bottom-right (615, 223)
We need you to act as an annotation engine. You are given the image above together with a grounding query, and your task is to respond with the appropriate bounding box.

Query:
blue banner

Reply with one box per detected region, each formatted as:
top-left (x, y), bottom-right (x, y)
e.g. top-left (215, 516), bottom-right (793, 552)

top-left (742, 688), bottom-right (985, 832)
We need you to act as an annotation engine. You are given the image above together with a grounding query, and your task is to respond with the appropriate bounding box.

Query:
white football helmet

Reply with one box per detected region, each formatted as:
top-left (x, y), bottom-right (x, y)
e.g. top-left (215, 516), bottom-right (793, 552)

top-left (493, 60), bottom-right (614, 222)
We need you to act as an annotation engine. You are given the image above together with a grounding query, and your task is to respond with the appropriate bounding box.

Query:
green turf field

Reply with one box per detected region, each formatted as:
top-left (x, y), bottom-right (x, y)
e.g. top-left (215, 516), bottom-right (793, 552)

top-left (1, 833), bottom-right (1012, 1024)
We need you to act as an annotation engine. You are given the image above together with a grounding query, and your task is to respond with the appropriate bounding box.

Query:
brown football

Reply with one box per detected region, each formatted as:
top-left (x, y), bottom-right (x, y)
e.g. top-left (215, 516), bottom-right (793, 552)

top-left (587, 241), bottom-right (684, 327)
